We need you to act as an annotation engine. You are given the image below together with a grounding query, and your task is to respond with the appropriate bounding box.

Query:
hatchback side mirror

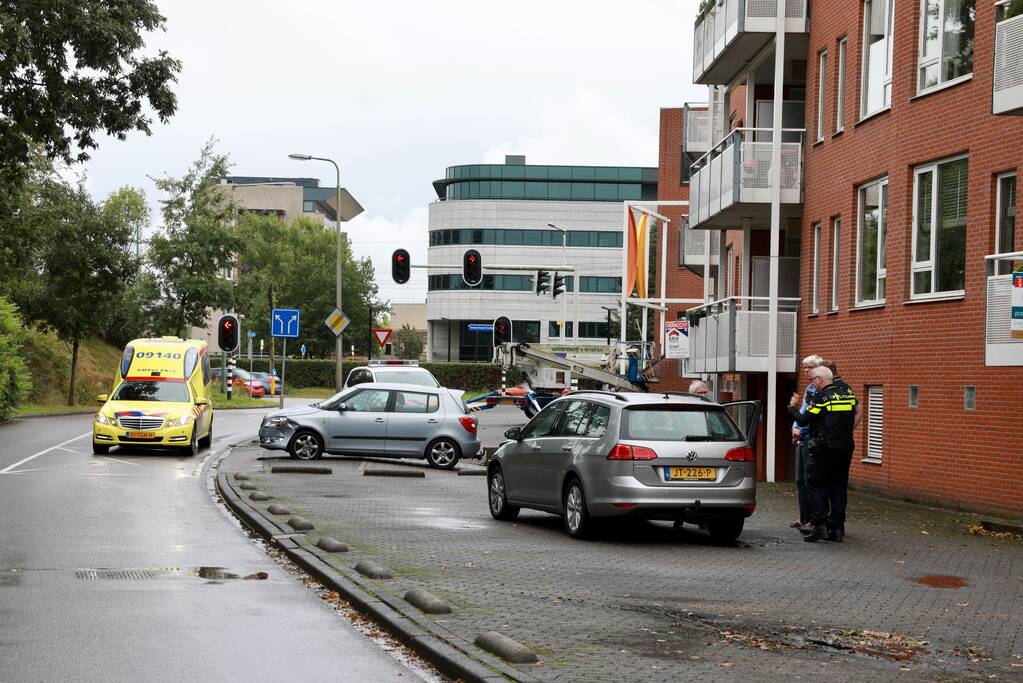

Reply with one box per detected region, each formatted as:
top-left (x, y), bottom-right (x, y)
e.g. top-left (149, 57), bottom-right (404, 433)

top-left (504, 426), bottom-right (522, 441)
top-left (337, 402), bottom-right (347, 412)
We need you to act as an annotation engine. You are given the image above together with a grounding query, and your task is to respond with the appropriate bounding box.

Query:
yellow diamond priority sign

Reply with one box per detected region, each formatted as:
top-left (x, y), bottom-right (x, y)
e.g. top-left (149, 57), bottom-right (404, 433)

top-left (324, 308), bottom-right (351, 337)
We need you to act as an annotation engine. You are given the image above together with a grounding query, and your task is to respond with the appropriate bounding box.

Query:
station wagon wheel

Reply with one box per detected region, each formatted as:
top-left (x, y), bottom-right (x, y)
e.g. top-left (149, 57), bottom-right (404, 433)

top-left (426, 438), bottom-right (460, 470)
top-left (488, 467), bottom-right (519, 521)
top-left (289, 430), bottom-right (323, 460)
top-left (563, 479), bottom-right (593, 539)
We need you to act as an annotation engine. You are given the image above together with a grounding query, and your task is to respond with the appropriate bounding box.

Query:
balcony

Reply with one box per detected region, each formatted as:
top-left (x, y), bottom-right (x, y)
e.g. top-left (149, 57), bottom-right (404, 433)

top-left (985, 252), bottom-right (1023, 365)
top-left (683, 104), bottom-right (711, 159)
top-left (679, 217), bottom-right (719, 274)
top-left (693, 0), bottom-right (809, 85)
top-left (684, 296), bottom-right (800, 374)
top-left (689, 128), bottom-right (804, 230)
top-left (993, 8), bottom-right (1023, 115)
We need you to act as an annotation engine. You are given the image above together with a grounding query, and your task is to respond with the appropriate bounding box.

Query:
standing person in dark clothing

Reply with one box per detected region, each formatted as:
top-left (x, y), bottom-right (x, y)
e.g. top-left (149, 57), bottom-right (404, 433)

top-left (788, 366), bottom-right (858, 543)
top-left (790, 355), bottom-right (822, 533)
top-left (820, 359), bottom-right (863, 429)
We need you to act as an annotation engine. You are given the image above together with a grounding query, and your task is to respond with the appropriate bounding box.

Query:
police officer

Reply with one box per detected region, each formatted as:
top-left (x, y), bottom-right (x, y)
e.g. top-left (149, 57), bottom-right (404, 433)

top-left (788, 366), bottom-right (858, 543)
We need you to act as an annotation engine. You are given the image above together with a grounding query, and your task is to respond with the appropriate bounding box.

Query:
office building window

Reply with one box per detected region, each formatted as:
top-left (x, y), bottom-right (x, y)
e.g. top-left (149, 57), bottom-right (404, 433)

top-left (816, 50), bottom-right (827, 142)
top-left (812, 223), bottom-right (821, 314)
top-left (996, 172), bottom-right (1017, 276)
top-left (303, 200), bottom-right (316, 212)
top-left (831, 218), bottom-right (841, 311)
top-left (856, 177), bottom-right (888, 305)
top-left (429, 228), bottom-right (622, 248)
top-left (912, 156), bottom-right (967, 297)
top-left (862, 0), bottom-right (894, 116)
top-left (918, 0), bottom-right (975, 92)
top-left (836, 37), bottom-right (847, 131)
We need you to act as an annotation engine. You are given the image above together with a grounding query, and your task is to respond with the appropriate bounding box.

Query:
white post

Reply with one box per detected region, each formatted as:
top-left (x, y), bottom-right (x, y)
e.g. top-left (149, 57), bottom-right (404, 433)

top-left (620, 203), bottom-right (629, 353)
top-left (766, 7), bottom-right (786, 483)
top-left (561, 232), bottom-right (567, 343)
top-left (659, 211), bottom-right (668, 355)
top-left (279, 338), bottom-right (287, 410)
top-left (574, 268), bottom-right (580, 345)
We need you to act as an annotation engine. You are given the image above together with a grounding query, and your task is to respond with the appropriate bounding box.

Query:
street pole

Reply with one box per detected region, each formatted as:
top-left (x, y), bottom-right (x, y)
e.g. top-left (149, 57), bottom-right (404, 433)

top-left (548, 223), bottom-right (568, 343)
top-left (367, 307), bottom-right (372, 360)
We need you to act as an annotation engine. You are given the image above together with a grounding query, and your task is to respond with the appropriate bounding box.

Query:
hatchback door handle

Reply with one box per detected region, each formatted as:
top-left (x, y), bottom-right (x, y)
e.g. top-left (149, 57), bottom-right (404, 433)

top-left (374, 417), bottom-right (385, 423)
top-left (530, 444), bottom-right (541, 451)
top-left (427, 418), bottom-right (439, 424)
top-left (561, 445), bottom-right (573, 452)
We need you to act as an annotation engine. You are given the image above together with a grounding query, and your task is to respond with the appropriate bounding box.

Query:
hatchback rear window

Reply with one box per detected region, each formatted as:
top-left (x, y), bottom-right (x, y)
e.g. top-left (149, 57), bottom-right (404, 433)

top-left (621, 406), bottom-right (744, 441)
top-left (373, 370), bottom-right (438, 387)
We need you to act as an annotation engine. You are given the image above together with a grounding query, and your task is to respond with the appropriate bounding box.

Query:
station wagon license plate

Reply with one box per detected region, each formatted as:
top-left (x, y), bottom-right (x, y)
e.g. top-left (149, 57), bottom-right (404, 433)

top-left (127, 431), bottom-right (156, 439)
top-left (666, 466), bottom-right (716, 481)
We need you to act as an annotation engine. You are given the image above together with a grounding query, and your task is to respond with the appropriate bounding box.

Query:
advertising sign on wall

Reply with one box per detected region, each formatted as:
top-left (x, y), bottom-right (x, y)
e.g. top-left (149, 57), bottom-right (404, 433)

top-left (664, 320), bottom-right (690, 359)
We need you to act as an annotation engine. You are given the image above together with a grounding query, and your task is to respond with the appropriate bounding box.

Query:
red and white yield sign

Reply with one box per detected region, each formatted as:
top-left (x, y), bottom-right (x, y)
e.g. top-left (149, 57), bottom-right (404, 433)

top-left (372, 328), bottom-right (393, 349)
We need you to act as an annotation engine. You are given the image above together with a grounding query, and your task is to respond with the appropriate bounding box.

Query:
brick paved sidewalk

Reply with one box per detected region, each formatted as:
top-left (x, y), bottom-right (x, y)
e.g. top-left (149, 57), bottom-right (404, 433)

top-left (221, 445), bottom-right (1023, 682)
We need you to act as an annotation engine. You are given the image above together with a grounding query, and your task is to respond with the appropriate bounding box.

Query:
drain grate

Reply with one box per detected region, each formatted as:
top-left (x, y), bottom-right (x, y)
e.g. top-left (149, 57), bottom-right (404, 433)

top-left (75, 569), bottom-right (156, 580)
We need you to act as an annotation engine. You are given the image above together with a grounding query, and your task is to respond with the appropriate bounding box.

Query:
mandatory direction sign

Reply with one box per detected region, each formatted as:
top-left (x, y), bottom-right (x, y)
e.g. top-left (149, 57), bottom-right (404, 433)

top-left (324, 308), bottom-right (351, 337)
top-left (271, 308), bottom-right (300, 338)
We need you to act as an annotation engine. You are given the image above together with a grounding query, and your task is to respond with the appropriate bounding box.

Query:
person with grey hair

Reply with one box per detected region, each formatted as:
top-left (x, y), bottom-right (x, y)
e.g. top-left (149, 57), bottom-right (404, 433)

top-left (790, 354), bottom-right (823, 533)
top-left (788, 365), bottom-right (859, 543)
top-left (688, 380), bottom-right (710, 397)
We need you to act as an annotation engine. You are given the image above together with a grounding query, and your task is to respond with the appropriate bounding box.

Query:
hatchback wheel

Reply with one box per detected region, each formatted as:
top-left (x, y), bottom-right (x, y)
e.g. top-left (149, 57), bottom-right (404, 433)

top-left (426, 438), bottom-right (460, 470)
top-left (289, 430), bottom-right (323, 460)
top-left (706, 517), bottom-right (745, 544)
top-left (563, 479), bottom-right (593, 539)
top-left (488, 468), bottom-right (519, 521)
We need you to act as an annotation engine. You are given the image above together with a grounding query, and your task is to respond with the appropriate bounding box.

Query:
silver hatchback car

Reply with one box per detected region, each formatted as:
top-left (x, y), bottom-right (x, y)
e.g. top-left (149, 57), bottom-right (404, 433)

top-left (258, 382), bottom-right (480, 469)
top-left (487, 391), bottom-right (760, 542)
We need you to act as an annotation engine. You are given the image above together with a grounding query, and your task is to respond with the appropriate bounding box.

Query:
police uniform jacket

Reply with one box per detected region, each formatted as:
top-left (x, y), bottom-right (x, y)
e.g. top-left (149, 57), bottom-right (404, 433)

top-left (787, 382), bottom-right (858, 453)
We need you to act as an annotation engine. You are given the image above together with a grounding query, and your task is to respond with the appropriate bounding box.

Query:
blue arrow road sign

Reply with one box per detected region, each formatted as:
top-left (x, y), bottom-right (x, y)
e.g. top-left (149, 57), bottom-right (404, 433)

top-left (247, 330), bottom-right (256, 338)
top-left (271, 308), bottom-right (300, 338)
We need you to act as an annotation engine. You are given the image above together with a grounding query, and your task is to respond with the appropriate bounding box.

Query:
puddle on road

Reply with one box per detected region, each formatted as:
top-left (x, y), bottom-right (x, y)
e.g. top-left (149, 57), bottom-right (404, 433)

top-left (412, 516), bottom-right (487, 531)
top-left (912, 574), bottom-right (967, 588)
top-left (191, 566), bottom-right (241, 581)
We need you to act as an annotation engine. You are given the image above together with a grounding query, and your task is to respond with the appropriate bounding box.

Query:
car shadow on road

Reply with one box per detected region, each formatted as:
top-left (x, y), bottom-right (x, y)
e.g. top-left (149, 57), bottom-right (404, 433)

top-left (509, 513), bottom-right (735, 547)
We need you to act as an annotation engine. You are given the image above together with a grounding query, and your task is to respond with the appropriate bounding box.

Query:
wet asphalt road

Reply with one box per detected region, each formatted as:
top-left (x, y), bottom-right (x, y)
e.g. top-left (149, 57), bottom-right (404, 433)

top-left (0, 402), bottom-right (428, 682)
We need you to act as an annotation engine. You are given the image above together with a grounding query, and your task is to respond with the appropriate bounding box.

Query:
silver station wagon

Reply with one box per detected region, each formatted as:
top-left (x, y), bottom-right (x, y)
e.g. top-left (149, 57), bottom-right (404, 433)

top-left (258, 382), bottom-right (480, 469)
top-left (487, 391), bottom-right (760, 542)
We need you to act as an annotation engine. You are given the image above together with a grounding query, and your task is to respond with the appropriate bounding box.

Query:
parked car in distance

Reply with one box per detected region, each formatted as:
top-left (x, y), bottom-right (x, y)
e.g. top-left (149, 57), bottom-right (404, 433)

top-left (486, 391), bottom-right (760, 543)
top-left (344, 360), bottom-right (439, 390)
top-left (250, 371), bottom-right (280, 395)
top-left (227, 367), bottom-right (266, 397)
top-left (258, 382), bottom-right (480, 469)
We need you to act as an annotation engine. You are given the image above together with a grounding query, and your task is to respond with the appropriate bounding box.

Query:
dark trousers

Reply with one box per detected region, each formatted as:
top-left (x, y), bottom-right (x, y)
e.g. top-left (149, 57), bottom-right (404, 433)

top-left (796, 441), bottom-right (809, 523)
top-left (806, 447), bottom-right (853, 530)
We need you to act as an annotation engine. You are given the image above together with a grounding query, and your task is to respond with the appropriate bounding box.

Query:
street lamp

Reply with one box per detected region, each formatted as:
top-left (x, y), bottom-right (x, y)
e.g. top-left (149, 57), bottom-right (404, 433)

top-left (601, 305), bottom-right (616, 347)
top-left (547, 223), bottom-right (567, 343)
top-left (288, 152), bottom-right (345, 390)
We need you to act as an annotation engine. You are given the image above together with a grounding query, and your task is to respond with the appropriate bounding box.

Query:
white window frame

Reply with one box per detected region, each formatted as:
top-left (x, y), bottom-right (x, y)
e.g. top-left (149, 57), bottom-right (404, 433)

top-left (917, 0), bottom-right (975, 94)
top-left (865, 385), bottom-right (884, 463)
top-left (812, 223), bottom-right (821, 313)
top-left (836, 37), bottom-right (847, 132)
top-left (911, 154), bottom-right (968, 299)
top-left (995, 171), bottom-right (1017, 276)
top-left (861, 0), bottom-right (894, 118)
top-left (831, 217), bottom-right (841, 311)
top-left (725, 245), bottom-right (734, 298)
top-left (855, 177), bottom-right (888, 306)
top-left (816, 49), bottom-right (827, 142)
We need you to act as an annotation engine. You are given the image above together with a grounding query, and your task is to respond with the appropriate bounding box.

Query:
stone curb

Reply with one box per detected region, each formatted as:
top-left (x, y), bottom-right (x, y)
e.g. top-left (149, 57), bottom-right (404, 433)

top-left (475, 632), bottom-right (539, 664)
top-left (216, 467), bottom-right (533, 683)
top-left (270, 465), bottom-right (333, 475)
top-left (364, 467), bottom-right (426, 478)
top-left (981, 519), bottom-right (1023, 535)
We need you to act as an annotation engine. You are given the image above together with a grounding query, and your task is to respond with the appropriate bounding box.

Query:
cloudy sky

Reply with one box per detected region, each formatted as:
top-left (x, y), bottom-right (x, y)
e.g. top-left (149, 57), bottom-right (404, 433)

top-left (80, 0), bottom-right (705, 304)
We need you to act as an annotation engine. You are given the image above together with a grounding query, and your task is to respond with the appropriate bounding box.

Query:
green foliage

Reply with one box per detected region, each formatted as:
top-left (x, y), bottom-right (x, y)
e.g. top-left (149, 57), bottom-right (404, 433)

top-left (0, 0), bottom-right (181, 180)
top-left (1006, 0), bottom-right (1023, 19)
top-left (0, 297), bottom-right (32, 420)
top-left (393, 323), bottom-right (424, 359)
top-left (147, 140), bottom-right (240, 336)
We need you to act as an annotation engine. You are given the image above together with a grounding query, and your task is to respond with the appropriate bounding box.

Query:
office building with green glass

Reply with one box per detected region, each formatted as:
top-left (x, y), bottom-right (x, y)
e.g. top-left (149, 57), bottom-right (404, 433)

top-left (427, 155), bottom-right (657, 361)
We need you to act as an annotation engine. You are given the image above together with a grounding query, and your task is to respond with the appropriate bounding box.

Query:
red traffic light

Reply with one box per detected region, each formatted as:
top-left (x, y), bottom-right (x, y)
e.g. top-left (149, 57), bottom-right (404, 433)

top-left (217, 314), bottom-right (240, 353)
top-left (493, 316), bottom-right (512, 345)
top-left (463, 249), bottom-right (482, 287)
top-left (392, 249), bottom-right (410, 284)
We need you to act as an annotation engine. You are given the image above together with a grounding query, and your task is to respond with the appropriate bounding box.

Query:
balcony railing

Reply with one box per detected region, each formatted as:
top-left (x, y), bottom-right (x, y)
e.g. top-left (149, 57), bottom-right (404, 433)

top-left (693, 0), bottom-right (809, 85)
top-left (993, 8), bottom-right (1023, 115)
top-left (689, 128), bottom-right (805, 229)
top-left (684, 105), bottom-right (711, 156)
top-left (985, 251), bottom-right (1023, 365)
top-left (684, 296), bottom-right (800, 374)
top-left (679, 217), bottom-right (719, 272)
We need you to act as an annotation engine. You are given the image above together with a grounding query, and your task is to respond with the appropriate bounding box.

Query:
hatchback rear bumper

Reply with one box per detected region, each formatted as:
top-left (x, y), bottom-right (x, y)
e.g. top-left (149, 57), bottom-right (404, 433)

top-left (587, 475), bottom-right (755, 520)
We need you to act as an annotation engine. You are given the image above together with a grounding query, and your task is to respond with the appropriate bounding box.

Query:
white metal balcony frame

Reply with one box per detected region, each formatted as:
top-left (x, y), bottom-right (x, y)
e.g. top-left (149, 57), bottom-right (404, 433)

top-left (683, 295), bottom-right (800, 374)
top-left (693, 0), bottom-right (809, 85)
top-left (688, 127), bottom-right (805, 229)
top-left (985, 251), bottom-right (1023, 366)
top-left (993, 5), bottom-right (1023, 115)
top-left (683, 103), bottom-right (711, 157)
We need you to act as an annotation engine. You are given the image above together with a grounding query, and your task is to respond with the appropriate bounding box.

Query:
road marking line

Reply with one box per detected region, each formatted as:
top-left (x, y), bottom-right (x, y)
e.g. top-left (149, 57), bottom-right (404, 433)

top-left (96, 455), bottom-right (141, 467)
top-left (0, 432), bottom-right (92, 474)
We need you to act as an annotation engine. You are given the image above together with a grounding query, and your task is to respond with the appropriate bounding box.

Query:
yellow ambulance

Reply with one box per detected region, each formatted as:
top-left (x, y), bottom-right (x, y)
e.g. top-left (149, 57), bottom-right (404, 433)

top-left (93, 337), bottom-right (214, 456)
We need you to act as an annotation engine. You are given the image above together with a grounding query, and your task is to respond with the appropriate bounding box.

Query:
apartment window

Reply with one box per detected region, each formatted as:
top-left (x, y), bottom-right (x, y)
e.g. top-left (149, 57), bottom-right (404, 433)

top-left (996, 172), bottom-right (1017, 276)
top-left (918, 0), bottom-right (975, 92)
top-left (912, 156), bottom-right (967, 297)
top-left (836, 38), bottom-right (847, 131)
top-left (964, 385), bottom-right (976, 410)
top-left (816, 50), bottom-right (827, 142)
top-left (865, 385), bottom-right (884, 462)
top-left (812, 223), bottom-right (822, 313)
top-left (908, 385), bottom-right (919, 407)
top-left (831, 218), bottom-right (841, 311)
top-left (856, 178), bottom-right (888, 305)
top-left (862, 0), bottom-right (894, 116)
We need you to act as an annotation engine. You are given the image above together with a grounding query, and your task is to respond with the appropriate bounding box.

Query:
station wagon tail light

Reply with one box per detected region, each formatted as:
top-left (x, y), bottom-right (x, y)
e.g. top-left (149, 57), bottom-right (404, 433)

top-left (725, 446), bottom-right (754, 462)
top-left (458, 416), bottom-right (477, 434)
top-left (607, 444), bottom-right (658, 460)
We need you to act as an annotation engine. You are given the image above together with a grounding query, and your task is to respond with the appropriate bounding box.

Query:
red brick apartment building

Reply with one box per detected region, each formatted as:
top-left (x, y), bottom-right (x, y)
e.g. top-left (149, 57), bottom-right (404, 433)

top-left (657, 0), bottom-right (1023, 516)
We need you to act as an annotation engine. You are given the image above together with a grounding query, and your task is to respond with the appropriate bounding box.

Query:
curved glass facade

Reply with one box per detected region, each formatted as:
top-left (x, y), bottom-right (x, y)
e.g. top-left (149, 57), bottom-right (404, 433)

top-left (435, 163), bottom-right (658, 202)
top-left (429, 228), bottom-right (622, 248)
top-left (428, 274), bottom-right (621, 293)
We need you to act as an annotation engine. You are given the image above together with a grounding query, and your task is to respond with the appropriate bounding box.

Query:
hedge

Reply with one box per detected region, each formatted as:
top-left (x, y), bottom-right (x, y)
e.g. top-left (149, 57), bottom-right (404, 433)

top-left (0, 298), bottom-right (32, 420)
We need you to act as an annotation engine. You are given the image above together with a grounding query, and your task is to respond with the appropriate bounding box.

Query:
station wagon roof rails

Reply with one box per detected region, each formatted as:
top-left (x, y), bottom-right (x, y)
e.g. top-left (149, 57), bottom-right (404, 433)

top-left (368, 360), bottom-right (419, 367)
top-left (659, 391), bottom-right (714, 402)
top-left (564, 390), bottom-right (630, 402)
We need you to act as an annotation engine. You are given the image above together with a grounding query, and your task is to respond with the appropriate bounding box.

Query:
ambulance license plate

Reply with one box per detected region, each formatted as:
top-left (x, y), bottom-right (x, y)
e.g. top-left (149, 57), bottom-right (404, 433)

top-left (127, 431), bottom-right (156, 439)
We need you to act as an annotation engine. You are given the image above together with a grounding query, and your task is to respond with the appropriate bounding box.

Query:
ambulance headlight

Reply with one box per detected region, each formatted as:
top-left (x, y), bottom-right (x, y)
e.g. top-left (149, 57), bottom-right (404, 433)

top-left (169, 414), bottom-right (193, 427)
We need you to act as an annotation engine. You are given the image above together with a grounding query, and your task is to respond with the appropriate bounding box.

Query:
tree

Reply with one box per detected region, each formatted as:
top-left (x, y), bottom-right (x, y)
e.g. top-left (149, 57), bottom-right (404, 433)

top-left (393, 323), bottom-right (424, 360)
top-left (0, 0), bottom-right (181, 183)
top-left (15, 178), bottom-right (139, 405)
top-left (0, 297), bottom-right (32, 420)
top-left (147, 141), bottom-right (240, 337)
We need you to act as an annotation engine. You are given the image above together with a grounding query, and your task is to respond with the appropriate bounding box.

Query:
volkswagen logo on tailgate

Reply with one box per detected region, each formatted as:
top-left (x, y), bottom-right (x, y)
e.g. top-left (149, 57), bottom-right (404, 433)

top-left (685, 450), bottom-right (698, 462)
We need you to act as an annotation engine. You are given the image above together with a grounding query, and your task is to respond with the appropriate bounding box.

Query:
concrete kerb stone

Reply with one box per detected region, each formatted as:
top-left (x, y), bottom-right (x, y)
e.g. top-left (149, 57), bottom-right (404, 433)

top-left (315, 536), bottom-right (350, 553)
top-left (474, 632), bottom-right (539, 664)
top-left (457, 468), bottom-right (487, 477)
top-left (270, 465), bottom-right (333, 475)
top-left (249, 492), bottom-right (272, 501)
top-left (266, 504), bottom-right (293, 515)
top-left (239, 482), bottom-right (260, 491)
top-left (233, 472), bottom-right (251, 481)
top-left (216, 461), bottom-right (531, 683)
top-left (404, 588), bottom-right (452, 614)
top-left (364, 467), bottom-right (425, 478)
top-left (286, 516), bottom-right (315, 531)
top-left (355, 560), bottom-right (393, 580)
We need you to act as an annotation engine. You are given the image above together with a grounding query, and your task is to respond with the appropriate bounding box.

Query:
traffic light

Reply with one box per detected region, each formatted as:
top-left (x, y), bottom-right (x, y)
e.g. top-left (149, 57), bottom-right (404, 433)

top-left (552, 272), bottom-right (567, 300)
top-left (217, 314), bottom-right (240, 353)
top-left (391, 249), bottom-right (410, 284)
top-left (462, 249), bottom-right (482, 287)
top-left (493, 316), bottom-right (512, 346)
top-left (535, 270), bottom-right (550, 296)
